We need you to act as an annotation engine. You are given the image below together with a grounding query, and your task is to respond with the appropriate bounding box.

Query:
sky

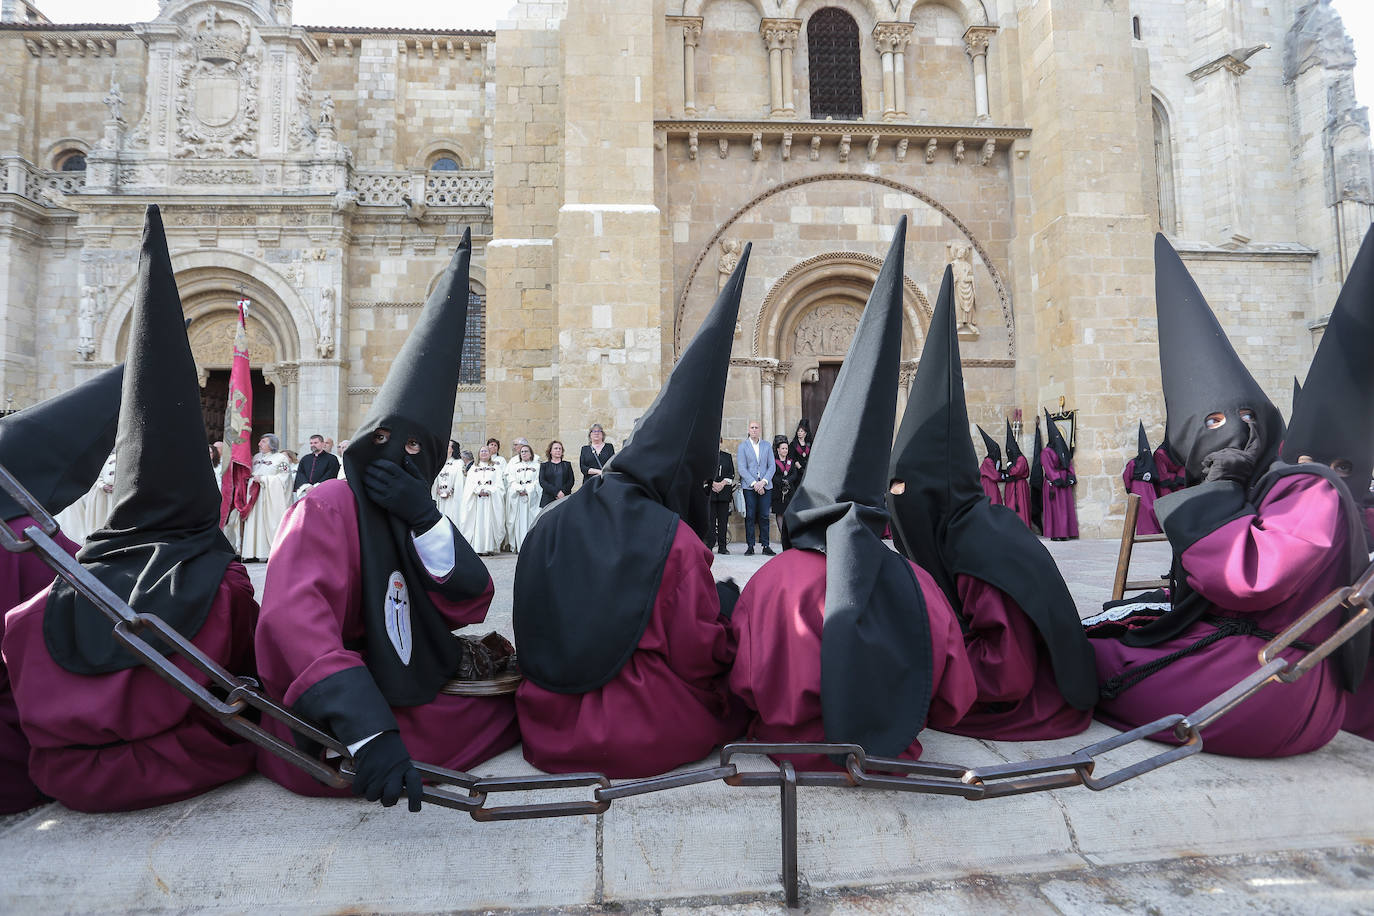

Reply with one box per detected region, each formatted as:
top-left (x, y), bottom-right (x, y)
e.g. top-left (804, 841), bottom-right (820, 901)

top-left (21, 0), bottom-right (1374, 110)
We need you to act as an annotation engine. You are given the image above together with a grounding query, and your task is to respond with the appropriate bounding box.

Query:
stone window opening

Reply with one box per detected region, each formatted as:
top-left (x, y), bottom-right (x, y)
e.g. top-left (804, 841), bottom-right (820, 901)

top-left (807, 8), bottom-right (863, 121)
top-left (1133, 16), bottom-right (1142, 40)
top-left (460, 287), bottom-right (485, 385)
top-left (55, 150), bottom-right (87, 172)
top-left (1152, 96), bottom-right (1178, 235)
top-left (428, 154), bottom-right (461, 172)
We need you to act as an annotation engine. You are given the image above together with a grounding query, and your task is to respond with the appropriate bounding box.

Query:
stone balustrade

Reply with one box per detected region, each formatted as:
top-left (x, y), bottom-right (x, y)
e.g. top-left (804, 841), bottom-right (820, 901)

top-left (1, 158), bottom-right (86, 206)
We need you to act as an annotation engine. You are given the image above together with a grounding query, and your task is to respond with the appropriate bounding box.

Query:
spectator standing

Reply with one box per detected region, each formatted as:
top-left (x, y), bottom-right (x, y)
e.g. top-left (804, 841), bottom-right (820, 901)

top-left (485, 438), bottom-right (507, 481)
top-left (736, 420), bottom-right (775, 555)
top-left (505, 442), bottom-right (542, 552)
top-left (242, 433), bottom-right (291, 560)
top-left (461, 446), bottom-right (504, 555)
top-left (293, 434), bottom-right (341, 499)
top-left (579, 424), bottom-right (615, 484)
top-left (538, 440), bottom-right (575, 507)
top-left (771, 437), bottom-right (801, 546)
top-left (789, 418), bottom-right (812, 475)
top-left (705, 438), bottom-right (735, 554)
top-left (432, 439), bottom-right (464, 529)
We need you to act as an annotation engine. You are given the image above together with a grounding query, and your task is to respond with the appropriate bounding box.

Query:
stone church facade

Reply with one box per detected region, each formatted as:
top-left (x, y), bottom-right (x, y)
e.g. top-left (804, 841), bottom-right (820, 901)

top-left (0, 0), bottom-right (1370, 534)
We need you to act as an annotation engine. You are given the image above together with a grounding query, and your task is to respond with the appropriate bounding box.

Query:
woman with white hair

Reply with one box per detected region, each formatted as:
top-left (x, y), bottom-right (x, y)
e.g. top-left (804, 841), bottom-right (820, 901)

top-left (460, 445), bottom-right (505, 555)
top-left (241, 433), bottom-right (292, 560)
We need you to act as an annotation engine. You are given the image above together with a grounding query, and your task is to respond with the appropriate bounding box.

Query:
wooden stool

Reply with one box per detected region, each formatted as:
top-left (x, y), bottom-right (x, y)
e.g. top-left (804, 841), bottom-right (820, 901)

top-left (1110, 493), bottom-right (1170, 601)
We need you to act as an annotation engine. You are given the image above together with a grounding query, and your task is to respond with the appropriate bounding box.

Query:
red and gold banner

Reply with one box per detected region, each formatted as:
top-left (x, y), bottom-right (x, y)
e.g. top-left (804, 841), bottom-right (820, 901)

top-left (219, 299), bottom-right (258, 526)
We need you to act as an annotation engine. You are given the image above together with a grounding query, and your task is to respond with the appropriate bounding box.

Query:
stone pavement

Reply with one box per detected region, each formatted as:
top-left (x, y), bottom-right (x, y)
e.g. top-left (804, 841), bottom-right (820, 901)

top-left (2, 538), bottom-right (1372, 914)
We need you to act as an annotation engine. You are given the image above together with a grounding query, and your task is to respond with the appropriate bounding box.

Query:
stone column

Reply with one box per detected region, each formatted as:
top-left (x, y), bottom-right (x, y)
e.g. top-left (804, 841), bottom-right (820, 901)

top-left (773, 365), bottom-right (788, 434)
top-left (873, 24), bottom-right (913, 122)
top-left (777, 20), bottom-right (800, 117)
top-left (964, 26), bottom-right (997, 121)
top-left (669, 17), bottom-right (703, 117)
top-left (760, 21), bottom-right (786, 116)
top-left (760, 367), bottom-right (776, 437)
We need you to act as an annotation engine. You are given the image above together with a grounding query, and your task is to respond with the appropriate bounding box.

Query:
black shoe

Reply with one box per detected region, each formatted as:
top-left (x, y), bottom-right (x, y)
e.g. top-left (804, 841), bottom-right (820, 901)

top-left (761, 546), bottom-right (775, 556)
top-left (745, 547), bottom-right (755, 555)
top-left (717, 546), bottom-right (730, 555)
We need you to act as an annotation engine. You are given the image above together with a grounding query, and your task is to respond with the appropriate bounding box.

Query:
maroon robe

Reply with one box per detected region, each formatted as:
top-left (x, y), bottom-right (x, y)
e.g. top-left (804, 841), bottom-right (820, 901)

top-left (1340, 508), bottom-right (1374, 741)
top-left (1153, 447), bottom-right (1185, 497)
top-left (1094, 475), bottom-right (1350, 757)
top-left (937, 575), bottom-right (1092, 740)
top-left (1002, 455), bottom-right (1032, 527)
top-left (1122, 458), bottom-right (1162, 535)
top-left (728, 548), bottom-right (976, 771)
top-left (1039, 447), bottom-right (1079, 539)
top-left (978, 458), bottom-right (1003, 505)
top-left (3, 560), bottom-right (258, 812)
top-left (0, 516), bottom-right (77, 813)
top-left (516, 521), bottom-right (746, 776)
top-left (255, 479), bottom-right (518, 795)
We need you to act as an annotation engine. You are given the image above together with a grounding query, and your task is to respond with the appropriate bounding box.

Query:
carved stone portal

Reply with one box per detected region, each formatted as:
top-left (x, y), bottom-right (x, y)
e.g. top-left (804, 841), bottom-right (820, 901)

top-left (187, 310), bottom-right (279, 372)
top-left (793, 302), bottom-right (861, 357)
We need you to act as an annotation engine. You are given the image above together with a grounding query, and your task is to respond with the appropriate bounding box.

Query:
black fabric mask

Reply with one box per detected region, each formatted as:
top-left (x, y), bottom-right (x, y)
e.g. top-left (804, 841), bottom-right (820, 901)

top-left (342, 231), bottom-right (484, 707)
top-left (0, 364), bottom-right (123, 523)
top-left (1282, 225), bottom-right (1374, 500)
top-left (889, 269), bottom-right (1097, 710)
top-left (514, 245), bottom-right (752, 693)
top-left (1044, 411), bottom-right (1072, 470)
top-left (977, 426), bottom-right (1001, 468)
top-left (1154, 233), bottom-right (1283, 485)
top-left (784, 218), bottom-right (935, 757)
top-left (44, 205), bottom-right (235, 675)
top-left (1131, 422), bottom-right (1158, 482)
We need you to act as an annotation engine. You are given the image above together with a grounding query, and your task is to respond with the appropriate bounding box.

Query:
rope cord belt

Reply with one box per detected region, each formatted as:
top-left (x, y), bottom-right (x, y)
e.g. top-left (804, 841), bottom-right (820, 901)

top-left (2, 462), bottom-right (1370, 908)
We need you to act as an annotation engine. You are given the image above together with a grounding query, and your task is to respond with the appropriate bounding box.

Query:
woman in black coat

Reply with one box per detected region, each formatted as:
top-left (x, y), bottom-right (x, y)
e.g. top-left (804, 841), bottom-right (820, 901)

top-left (770, 437), bottom-right (802, 521)
top-left (539, 440), bottom-right (576, 507)
top-left (578, 423), bottom-right (615, 485)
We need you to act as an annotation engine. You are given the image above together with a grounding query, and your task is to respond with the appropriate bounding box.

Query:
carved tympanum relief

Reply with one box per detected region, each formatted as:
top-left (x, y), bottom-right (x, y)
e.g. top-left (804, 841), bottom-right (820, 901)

top-left (793, 303), bottom-right (861, 357)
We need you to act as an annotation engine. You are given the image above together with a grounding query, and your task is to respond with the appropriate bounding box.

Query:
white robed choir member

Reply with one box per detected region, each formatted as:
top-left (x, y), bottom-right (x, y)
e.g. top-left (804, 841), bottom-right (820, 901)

top-left (504, 444), bottom-right (541, 552)
top-left (433, 455), bottom-right (465, 529)
top-left (82, 451), bottom-right (117, 534)
top-left (241, 434), bottom-right (291, 559)
top-left (460, 446), bottom-right (504, 555)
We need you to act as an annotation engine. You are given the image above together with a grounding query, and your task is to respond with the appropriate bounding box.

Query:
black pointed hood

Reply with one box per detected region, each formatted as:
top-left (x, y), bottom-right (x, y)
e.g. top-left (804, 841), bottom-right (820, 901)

top-left (783, 218), bottom-right (935, 757)
top-left (1004, 420), bottom-right (1023, 465)
top-left (610, 244), bottom-right (749, 517)
top-left (1030, 418), bottom-right (1044, 488)
top-left (1044, 410), bottom-right (1072, 469)
top-left (977, 426), bottom-right (1001, 467)
top-left (1282, 225), bottom-right (1374, 499)
top-left (888, 269), bottom-right (1099, 709)
top-left (341, 229), bottom-right (479, 707)
top-left (1131, 422), bottom-right (1158, 482)
top-left (44, 205), bottom-right (235, 675)
top-left (514, 245), bottom-right (753, 695)
top-left (0, 365), bottom-right (123, 523)
top-left (1155, 234), bottom-right (1283, 485)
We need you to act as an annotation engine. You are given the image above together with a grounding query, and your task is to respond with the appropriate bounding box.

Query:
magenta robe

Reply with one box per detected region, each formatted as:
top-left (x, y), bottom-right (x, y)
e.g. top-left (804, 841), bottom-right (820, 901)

top-left (937, 575), bottom-right (1092, 740)
top-left (1039, 448), bottom-right (1079, 539)
top-left (1094, 475), bottom-right (1350, 757)
top-left (978, 458), bottom-right (1003, 505)
top-left (0, 517), bottom-right (78, 813)
top-left (255, 479), bottom-right (518, 796)
top-left (3, 561), bottom-right (258, 811)
top-left (1153, 447), bottom-right (1185, 497)
top-left (517, 521), bottom-right (746, 777)
top-left (1003, 456), bottom-right (1032, 527)
top-left (728, 549), bottom-right (976, 771)
top-left (1122, 458), bottom-right (1162, 535)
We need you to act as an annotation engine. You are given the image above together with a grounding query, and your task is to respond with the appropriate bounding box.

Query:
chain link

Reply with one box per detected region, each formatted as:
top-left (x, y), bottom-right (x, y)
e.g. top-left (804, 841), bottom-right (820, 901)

top-left (3, 461), bottom-right (1371, 905)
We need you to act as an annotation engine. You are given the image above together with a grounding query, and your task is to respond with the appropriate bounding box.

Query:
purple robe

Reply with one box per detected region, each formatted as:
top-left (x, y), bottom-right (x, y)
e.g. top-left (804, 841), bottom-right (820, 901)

top-left (516, 521), bottom-right (746, 777)
top-left (0, 516), bottom-right (77, 813)
top-left (1039, 447), bottom-right (1079, 539)
top-left (1094, 475), bottom-right (1350, 757)
top-left (255, 479), bottom-right (519, 795)
top-left (3, 560), bottom-right (258, 811)
top-left (1002, 455), bottom-right (1032, 527)
top-left (727, 548), bottom-right (976, 771)
top-left (1340, 508), bottom-right (1374, 741)
top-left (1123, 458), bottom-right (1162, 535)
top-left (1153, 447), bottom-right (1185, 497)
top-left (936, 575), bottom-right (1092, 740)
top-left (978, 457), bottom-right (1004, 505)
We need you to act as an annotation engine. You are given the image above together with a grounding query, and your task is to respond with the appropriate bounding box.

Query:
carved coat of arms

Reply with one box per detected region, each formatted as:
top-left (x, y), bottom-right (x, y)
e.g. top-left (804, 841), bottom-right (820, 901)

top-left (174, 7), bottom-right (259, 158)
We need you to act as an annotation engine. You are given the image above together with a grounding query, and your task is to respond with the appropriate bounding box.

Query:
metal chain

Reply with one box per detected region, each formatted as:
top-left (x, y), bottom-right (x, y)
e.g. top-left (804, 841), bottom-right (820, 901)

top-left (3, 461), bottom-right (1370, 907)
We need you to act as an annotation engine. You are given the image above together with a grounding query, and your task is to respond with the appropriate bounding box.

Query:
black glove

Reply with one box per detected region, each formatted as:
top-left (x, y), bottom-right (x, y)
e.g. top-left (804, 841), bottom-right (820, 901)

top-left (1067, 477), bottom-right (1076, 486)
top-left (1201, 419), bottom-right (1263, 484)
top-left (715, 578), bottom-right (741, 621)
top-left (351, 730), bottom-right (423, 811)
top-left (365, 458), bottom-right (443, 532)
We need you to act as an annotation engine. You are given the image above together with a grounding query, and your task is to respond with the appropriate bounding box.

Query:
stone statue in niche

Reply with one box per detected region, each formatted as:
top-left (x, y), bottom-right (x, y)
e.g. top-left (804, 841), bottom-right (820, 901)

top-left (947, 241), bottom-right (978, 335)
top-left (77, 286), bottom-right (98, 360)
top-left (718, 238), bottom-right (741, 291)
top-left (794, 303), bottom-right (861, 357)
top-left (316, 288), bottom-right (335, 358)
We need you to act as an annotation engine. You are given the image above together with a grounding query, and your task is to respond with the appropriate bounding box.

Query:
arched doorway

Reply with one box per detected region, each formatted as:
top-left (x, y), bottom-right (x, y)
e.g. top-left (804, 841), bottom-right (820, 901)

top-left (184, 308), bottom-right (281, 444)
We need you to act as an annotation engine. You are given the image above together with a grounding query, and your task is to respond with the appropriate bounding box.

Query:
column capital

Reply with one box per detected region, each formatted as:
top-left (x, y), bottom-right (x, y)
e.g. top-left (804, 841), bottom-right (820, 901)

top-left (760, 18), bottom-right (801, 51)
top-left (963, 25), bottom-right (997, 59)
top-left (872, 21), bottom-right (914, 55)
top-left (667, 15), bottom-right (703, 46)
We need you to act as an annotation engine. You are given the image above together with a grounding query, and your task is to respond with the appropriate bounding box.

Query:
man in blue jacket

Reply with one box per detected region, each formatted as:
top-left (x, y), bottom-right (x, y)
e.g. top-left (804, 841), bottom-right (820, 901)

top-left (737, 420), bottom-right (775, 555)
